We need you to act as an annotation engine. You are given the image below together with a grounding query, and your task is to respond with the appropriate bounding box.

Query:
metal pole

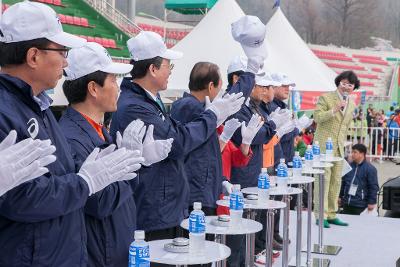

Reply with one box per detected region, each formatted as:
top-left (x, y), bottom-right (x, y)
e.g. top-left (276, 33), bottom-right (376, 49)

top-left (265, 209), bottom-right (275, 267)
top-left (296, 191), bottom-right (303, 267)
top-left (245, 209), bottom-right (256, 267)
top-left (215, 234), bottom-right (226, 267)
top-left (318, 174), bottom-right (324, 252)
top-left (306, 182), bottom-right (313, 265)
top-left (282, 195), bottom-right (290, 267)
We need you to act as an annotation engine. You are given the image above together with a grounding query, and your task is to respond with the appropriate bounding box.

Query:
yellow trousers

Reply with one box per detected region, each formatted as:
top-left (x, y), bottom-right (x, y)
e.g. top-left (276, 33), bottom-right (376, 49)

top-left (313, 160), bottom-right (343, 220)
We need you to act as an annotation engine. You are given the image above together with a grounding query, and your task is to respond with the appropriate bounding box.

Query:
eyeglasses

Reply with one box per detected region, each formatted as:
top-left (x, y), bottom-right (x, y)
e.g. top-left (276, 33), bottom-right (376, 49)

top-left (160, 63), bottom-right (174, 70)
top-left (340, 81), bottom-right (355, 89)
top-left (37, 47), bottom-right (69, 58)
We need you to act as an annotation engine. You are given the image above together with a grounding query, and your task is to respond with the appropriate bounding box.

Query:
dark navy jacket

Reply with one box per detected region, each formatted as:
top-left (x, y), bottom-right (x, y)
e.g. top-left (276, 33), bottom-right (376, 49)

top-left (110, 79), bottom-right (217, 231)
top-left (226, 72), bottom-right (255, 99)
top-left (340, 160), bottom-right (379, 208)
top-left (170, 93), bottom-right (223, 208)
top-left (0, 74), bottom-right (89, 266)
top-left (59, 107), bottom-right (136, 267)
top-left (230, 100), bottom-right (276, 188)
top-left (264, 99), bottom-right (299, 168)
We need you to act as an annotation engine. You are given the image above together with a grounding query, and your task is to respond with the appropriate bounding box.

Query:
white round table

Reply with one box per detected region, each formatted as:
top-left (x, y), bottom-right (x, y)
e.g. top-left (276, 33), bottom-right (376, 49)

top-left (312, 161), bottom-right (334, 168)
top-left (148, 239), bottom-right (230, 266)
top-left (302, 168), bottom-right (325, 175)
top-left (216, 199), bottom-right (286, 267)
top-left (319, 154), bottom-right (343, 162)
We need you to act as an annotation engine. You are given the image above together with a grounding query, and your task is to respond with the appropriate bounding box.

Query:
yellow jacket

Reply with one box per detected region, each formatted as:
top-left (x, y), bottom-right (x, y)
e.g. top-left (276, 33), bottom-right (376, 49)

top-left (313, 91), bottom-right (356, 158)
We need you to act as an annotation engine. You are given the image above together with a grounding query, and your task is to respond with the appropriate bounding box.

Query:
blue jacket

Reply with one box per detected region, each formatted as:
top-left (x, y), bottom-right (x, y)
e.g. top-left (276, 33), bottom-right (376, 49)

top-left (230, 100), bottom-right (276, 188)
top-left (226, 72), bottom-right (255, 99)
top-left (59, 107), bottom-right (136, 267)
top-left (110, 78), bottom-right (217, 231)
top-left (264, 99), bottom-right (299, 168)
top-left (170, 92), bottom-right (223, 208)
top-left (340, 160), bottom-right (379, 208)
top-left (0, 74), bottom-right (89, 266)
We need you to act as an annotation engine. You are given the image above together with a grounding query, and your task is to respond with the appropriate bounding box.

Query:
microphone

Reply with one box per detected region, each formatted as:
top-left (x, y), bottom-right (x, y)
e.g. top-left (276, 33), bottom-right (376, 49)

top-left (341, 93), bottom-right (348, 111)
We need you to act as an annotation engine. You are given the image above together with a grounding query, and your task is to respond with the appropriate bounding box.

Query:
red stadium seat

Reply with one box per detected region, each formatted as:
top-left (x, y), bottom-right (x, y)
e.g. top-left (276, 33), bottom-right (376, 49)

top-left (65, 15), bottom-right (74, 25)
top-left (58, 14), bottom-right (67, 24)
top-left (325, 62), bottom-right (366, 71)
top-left (358, 58), bottom-right (389, 66)
top-left (94, 37), bottom-right (102, 45)
top-left (53, 0), bottom-right (63, 6)
top-left (108, 39), bottom-right (117, 49)
top-left (73, 17), bottom-right (81, 26)
top-left (372, 67), bottom-right (383, 73)
top-left (44, 0), bottom-right (53, 4)
top-left (80, 18), bottom-right (89, 27)
top-left (87, 36), bottom-right (95, 42)
top-left (353, 54), bottom-right (381, 60)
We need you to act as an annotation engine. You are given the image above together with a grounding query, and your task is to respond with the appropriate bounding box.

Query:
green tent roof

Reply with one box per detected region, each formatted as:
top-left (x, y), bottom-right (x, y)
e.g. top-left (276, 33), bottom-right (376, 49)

top-left (165, 0), bottom-right (218, 14)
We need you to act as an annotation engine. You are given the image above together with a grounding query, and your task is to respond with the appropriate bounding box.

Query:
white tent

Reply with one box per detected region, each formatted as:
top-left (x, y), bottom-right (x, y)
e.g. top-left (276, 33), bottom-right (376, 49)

top-left (167, 0), bottom-right (245, 92)
top-left (264, 7), bottom-right (336, 92)
top-left (167, 0), bottom-right (336, 94)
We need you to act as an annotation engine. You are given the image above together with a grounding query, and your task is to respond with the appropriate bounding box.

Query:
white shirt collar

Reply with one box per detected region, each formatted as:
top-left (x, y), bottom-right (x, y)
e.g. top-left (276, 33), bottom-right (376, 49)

top-left (143, 87), bottom-right (158, 102)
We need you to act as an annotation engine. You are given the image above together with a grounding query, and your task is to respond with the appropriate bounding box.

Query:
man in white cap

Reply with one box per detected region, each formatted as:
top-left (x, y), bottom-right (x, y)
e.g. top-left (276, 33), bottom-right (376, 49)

top-left (59, 42), bottom-right (158, 266)
top-left (0, 2), bottom-right (140, 265)
top-left (110, 31), bottom-right (245, 248)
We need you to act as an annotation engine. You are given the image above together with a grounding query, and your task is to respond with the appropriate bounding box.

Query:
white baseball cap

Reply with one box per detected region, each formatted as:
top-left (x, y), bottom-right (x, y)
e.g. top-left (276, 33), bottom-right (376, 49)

top-left (64, 42), bottom-right (133, 80)
top-left (255, 72), bottom-right (282, 87)
top-left (127, 31), bottom-right (183, 61)
top-left (0, 1), bottom-right (86, 48)
top-left (231, 15), bottom-right (267, 59)
top-left (271, 73), bottom-right (296, 86)
top-left (227, 56), bottom-right (247, 74)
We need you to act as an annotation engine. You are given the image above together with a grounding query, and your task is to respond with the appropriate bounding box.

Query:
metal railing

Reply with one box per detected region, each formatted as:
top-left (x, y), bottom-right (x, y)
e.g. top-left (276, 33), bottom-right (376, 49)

top-left (347, 126), bottom-right (400, 162)
top-left (82, 0), bottom-right (140, 37)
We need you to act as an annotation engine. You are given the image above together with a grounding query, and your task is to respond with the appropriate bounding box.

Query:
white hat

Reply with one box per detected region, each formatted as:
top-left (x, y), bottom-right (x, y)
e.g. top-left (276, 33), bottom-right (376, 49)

top-left (255, 72), bottom-right (282, 87)
top-left (0, 1), bottom-right (86, 48)
top-left (271, 73), bottom-right (296, 86)
top-left (231, 16), bottom-right (267, 58)
top-left (64, 42), bottom-right (133, 80)
top-left (127, 31), bottom-right (183, 61)
top-left (227, 56), bottom-right (247, 74)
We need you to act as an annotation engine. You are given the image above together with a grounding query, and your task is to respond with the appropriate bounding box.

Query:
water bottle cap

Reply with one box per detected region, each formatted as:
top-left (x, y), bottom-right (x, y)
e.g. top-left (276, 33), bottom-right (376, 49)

top-left (280, 158), bottom-right (285, 163)
top-left (314, 141), bottom-right (319, 145)
top-left (261, 168), bottom-right (268, 173)
top-left (193, 202), bottom-right (202, 210)
top-left (327, 137), bottom-right (332, 141)
top-left (295, 151), bottom-right (300, 156)
top-left (307, 145), bottom-right (312, 149)
top-left (233, 184), bottom-right (241, 191)
top-left (134, 230), bottom-right (145, 240)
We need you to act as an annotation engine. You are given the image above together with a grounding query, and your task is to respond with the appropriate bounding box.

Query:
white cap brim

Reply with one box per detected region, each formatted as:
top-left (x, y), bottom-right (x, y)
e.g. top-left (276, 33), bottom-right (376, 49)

top-left (281, 79), bottom-right (296, 87)
top-left (102, 62), bottom-right (133, 75)
top-left (257, 80), bottom-right (281, 87)
top-left (160, 49), bottom-right (183, 60)
top-left (48, 32), bottom-right (87, 48)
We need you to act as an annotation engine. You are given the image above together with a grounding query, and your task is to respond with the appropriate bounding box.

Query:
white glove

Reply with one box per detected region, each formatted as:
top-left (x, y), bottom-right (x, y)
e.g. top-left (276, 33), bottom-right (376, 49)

top-left (206, 91), bottom-right (245, 127)
top-left (142, 125), bottom-right (174, 166)
top-left (295, 115), bottom-right (313, 131)
top-left (276, 120), bottom-right (296, 138)
top-left (269, 108), bottom-right (292, 128)
top-left (220, 118), bottom-right (242, 143)
top-left (78, 146), bottom-right (144, 195)
top-left (222, 181), bottom-right (233, 195)
top-left (241, 114), bottom-right (264, 145)
top-left (116, 119), bottom-right (146, 154)
top-left (246, 56), bottom-right (265, 74)
top-left (0, 130), bottom-right (57, 196)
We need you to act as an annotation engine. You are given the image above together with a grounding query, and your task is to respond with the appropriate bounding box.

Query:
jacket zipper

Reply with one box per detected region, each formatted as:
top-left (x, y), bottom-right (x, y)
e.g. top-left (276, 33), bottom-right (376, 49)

top-left (348, 165), bottom-right (358, 205)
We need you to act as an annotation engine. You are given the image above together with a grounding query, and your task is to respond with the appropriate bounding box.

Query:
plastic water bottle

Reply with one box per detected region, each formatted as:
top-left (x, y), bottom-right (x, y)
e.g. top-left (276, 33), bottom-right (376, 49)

top-left (276, 159), bottom-right (288, 189)
top-left (305, 145), bottom-right (314, 169)
top-left (292, 151), bottom-right (302, 178)
top-left (129, 230), bottom-right (150, 267)
top-left (189, 202), bottom-right (206, 254)
top-left (312, 141), bottom-right (321, 163)
top-left (258, 168), bottom-right (270, 203)
top-left (229, 184), bottom-right (244, 228)
top-left (326, 137), bottom-right (333, 159)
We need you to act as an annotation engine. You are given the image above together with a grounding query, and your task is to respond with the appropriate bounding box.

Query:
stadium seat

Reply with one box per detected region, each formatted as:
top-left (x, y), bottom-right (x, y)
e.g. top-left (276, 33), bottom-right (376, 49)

top-left (65, 15), bottom-right (74, 25)
top-left (358, 58), bottom-right (389, 66)
top-left (372, 67), bottom-right (383, 73)
top-left (73, 17), bottom-right (81, 26)
top-left (108, 39), bottom-right (117, 49)
top-left (315, 54), bottom-right (353, 62)
top-left (58, 14), bottom-right (67, 24)
top-left (325, 62), bottom-right (365, 71)
top-left (356, 73), bottom-right (379, 80)
top-left (80, 18), bottom-right (89, 27)
top-left (353, 54), bottom-right (382, 61)
top-left (312, 49), bottom-right (346, 57)
top-left (360, 82), bottom-right (375, 87)
top-left (87, 36), bottom-right (95, 42)
top-left (53, 0), bottom-right (63, 6)
top-left (94, 37), bottom-right (103, 45)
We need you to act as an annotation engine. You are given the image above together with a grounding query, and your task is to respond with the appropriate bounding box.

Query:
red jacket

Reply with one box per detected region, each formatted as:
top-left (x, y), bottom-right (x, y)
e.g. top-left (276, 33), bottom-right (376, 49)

top-left (217, 126), bottom-right (253, 215)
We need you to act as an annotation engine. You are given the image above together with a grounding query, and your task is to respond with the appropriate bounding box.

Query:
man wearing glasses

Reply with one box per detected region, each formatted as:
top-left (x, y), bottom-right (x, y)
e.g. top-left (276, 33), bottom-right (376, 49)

top-left (313, 70), bottom-right (360, 227)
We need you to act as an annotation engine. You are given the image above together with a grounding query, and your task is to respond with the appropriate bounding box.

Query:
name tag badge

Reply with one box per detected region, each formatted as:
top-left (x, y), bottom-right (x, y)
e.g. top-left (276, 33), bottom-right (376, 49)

top-left (349, 184), bottom-right (358, 196)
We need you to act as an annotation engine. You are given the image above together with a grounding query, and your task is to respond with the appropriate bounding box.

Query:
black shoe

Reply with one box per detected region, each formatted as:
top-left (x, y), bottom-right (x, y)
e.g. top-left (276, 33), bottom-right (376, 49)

top-left (274, 233), bottom-right (283, 244)
top-left (273, 239), bottom-right (283, 251)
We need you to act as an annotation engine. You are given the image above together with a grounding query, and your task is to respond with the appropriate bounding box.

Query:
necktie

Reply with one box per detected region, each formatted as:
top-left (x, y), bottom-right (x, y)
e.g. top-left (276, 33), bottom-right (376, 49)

top-left (156, 96), bottom-right (166, 113)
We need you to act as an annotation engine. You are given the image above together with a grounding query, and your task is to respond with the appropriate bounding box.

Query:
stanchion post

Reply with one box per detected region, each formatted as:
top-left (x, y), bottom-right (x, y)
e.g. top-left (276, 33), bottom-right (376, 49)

top-left (282, 195), bottom-right (290, 267)
top-left (296, 191), bottom-right (303, 267)
top-left (265, 209), bottom-right (275, 267)
top-left (245, 210), bottom-right (256, 267)
top-left (306, 181), bottom-right (313, 265)
top-left (318, 173), bottom-right (324, 252)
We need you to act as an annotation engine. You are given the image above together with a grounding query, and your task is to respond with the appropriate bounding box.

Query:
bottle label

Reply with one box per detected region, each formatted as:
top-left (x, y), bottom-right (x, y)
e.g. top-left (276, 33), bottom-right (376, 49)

top-left (258, 175), bottom-right (270, 189)
top-left (312, 145), bottom-right (320, 155)
top-left (129, 245), bottom-right (150, 267)
top-left (189, 213), bottom-right (205, 233)
top-left (305, 151), bottom-right (313, 160)
top-left (277, 166), bottom-right (288, 177)
top-left (326, 141), bottom-right (333, 150)
top-left (230, 193), bottom-right (244, 210)
top-left (293, 158), bottom-right (302, 168)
